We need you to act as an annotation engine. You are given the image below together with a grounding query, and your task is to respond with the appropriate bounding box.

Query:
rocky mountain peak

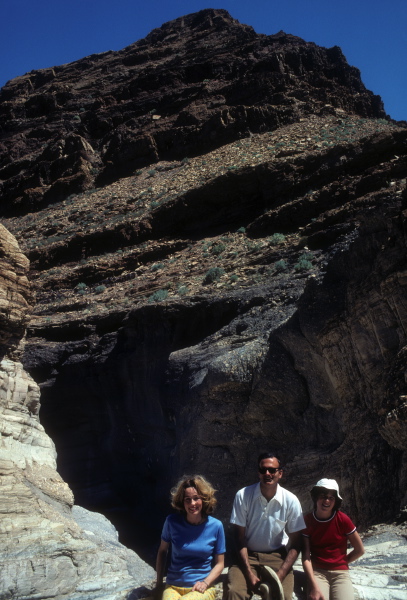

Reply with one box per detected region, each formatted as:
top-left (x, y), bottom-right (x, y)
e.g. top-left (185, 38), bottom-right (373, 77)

top-left (0, 10), bottom-right (386, 216)
top-left (139, 8), bottom-right (254, 45)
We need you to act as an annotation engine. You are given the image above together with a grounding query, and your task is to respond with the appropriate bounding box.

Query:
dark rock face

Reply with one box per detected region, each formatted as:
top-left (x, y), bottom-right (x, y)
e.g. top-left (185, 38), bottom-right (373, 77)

top-left (0, 9), bottom-right (385, 215)
top-left (25, 192), bottom-right (407, 548)
top-left (1, 9), bottom-right (406, 558)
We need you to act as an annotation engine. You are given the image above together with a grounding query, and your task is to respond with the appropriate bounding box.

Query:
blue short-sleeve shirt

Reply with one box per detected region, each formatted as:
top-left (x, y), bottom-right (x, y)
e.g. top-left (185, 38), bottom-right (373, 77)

top-left (161, 513), bottom-right (226, 586)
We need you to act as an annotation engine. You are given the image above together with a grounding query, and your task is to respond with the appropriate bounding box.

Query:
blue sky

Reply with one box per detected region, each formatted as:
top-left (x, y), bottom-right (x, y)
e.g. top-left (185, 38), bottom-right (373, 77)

top-left (1, 0), bottom-right (406, 121)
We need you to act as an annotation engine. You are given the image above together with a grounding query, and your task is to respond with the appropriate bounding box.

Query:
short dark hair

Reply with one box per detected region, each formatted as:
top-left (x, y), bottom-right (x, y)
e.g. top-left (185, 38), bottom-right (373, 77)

top-left (257, 452), bottom-right (282, 469)
top-left (311, 487), bottom-right (342, 511)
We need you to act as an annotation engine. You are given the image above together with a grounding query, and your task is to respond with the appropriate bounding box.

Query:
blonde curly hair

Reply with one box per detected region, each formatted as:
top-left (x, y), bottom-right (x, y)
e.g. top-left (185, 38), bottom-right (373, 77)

top-left (170, 475), bottom-right (217, 516)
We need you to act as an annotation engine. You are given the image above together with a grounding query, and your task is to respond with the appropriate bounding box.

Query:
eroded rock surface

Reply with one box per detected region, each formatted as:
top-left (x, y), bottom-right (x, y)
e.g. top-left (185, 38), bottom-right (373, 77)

top-left (0, 223), bottom-right (33, 357)
top-left (351, 525), bottom-right (407, 599)
top-left (0, 226), bottom-right (154, 599)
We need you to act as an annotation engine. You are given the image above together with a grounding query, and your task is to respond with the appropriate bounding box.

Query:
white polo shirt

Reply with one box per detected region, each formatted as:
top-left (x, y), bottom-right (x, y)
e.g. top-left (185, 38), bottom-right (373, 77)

top-left (230, 483), bottom-right (305, 551)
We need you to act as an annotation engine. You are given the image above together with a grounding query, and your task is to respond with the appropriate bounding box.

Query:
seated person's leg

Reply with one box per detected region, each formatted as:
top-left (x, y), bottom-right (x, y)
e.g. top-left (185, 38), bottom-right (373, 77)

top-left (311, 570), bottom-right (330, 600)
top-left (329, 570), bottom-right (355, 600)
top-left (163, 586), bottom-right (183, 600)
top-left (224, 565), bottom-right (252, 600)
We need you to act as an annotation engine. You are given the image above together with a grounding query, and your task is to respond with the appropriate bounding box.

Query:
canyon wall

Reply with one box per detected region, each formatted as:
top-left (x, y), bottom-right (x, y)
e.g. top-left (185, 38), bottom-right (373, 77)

top-left (0, 8), bottom-right (406, 559)
top-left (0, 221), bottom-right (154, 599)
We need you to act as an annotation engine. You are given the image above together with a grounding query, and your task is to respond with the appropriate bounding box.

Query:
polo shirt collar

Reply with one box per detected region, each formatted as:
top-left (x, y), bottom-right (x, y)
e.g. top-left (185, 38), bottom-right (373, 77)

top-left (256, 482), bottom-right (283, 505)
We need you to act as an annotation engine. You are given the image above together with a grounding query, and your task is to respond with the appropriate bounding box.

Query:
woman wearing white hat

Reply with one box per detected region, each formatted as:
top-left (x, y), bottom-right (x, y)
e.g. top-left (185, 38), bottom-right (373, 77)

top-left (301, 478), bottom-right (365, 600)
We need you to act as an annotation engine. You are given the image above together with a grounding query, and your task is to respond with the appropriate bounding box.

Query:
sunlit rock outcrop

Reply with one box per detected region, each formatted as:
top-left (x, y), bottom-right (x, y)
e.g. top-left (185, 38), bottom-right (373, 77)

top-left (0, 223), bottom-right (154, 600)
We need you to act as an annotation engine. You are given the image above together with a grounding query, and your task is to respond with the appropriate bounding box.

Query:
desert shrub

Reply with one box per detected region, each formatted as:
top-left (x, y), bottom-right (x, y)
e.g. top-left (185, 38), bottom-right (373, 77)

top-left (75, 282), bottom-right (87, 291)
top-left (94, 285), bottom-right (106, 294)
top-left (177, 285), bottom-right (189, 296)
top-left (229, 274), bottom-right (239, 282)
top-left (148, 289), bottom-right (168, 303)
top-left (269, 233), bottom-right (285, 245)
top-left (274, 260), bottom-right (288, 273)
top-left (151, 263), bottom-right (164, 272)
top-left (237, 227), bottom-right (246, 234)
top-left (210, 243), bottom-right (226, 255)
top-left (203, 267), bottom-right (225, 284)
top-left (246, 240), bottom-right (262, 253)
top-left (294, 258), bottom-right (313, 271)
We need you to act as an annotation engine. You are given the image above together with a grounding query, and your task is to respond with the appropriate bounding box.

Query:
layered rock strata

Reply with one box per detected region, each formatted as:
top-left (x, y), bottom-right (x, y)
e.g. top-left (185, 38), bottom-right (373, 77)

top-left (0, 9), bottom-right (386, 214)
top-left (6, 116), bottom-right (405, 555)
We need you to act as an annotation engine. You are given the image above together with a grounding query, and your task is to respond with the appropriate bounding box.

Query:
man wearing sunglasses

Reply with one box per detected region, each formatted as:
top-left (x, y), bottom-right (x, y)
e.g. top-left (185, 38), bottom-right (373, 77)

top-left (224, 452), bottom-right (305, 600)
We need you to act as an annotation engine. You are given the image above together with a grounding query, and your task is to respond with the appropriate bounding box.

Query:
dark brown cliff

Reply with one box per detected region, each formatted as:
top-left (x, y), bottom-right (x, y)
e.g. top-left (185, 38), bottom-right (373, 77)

top-left (1, 9), bottom-right (406, 559)
top-left (0, 9), bottom-right (385, 216)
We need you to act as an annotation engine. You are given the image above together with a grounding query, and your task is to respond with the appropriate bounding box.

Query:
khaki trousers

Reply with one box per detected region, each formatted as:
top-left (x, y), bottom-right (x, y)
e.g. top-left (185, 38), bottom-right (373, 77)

top-left (224, 550), bottom-right (294, 600)
top-left (312, 569), bottom-right (354, 600)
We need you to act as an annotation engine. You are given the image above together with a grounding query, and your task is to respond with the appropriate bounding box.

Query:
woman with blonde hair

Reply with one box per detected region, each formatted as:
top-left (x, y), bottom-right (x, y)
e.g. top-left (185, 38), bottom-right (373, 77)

top-left (156, 475), bottom-right (226, 600)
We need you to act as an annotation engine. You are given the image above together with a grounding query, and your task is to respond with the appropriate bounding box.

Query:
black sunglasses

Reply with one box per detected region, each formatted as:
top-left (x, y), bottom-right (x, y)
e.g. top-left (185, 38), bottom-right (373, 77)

top-left (258, 467), bottom-right (282, 474)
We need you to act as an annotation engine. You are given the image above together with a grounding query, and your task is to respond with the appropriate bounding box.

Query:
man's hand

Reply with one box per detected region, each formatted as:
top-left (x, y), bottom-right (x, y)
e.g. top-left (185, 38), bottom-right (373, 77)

top-left (247, 570), bottom-right (261, 590)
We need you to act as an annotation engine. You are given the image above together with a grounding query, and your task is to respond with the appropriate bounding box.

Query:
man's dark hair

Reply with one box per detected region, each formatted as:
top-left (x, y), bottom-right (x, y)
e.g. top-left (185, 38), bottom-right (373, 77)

top-left (257, 452), bottom-right (282, 468)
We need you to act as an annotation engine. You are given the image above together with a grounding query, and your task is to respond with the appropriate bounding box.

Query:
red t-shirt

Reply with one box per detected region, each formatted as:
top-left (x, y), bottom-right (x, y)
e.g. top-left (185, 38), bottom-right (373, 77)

top-left (303, 511), bottom-right (356, 570)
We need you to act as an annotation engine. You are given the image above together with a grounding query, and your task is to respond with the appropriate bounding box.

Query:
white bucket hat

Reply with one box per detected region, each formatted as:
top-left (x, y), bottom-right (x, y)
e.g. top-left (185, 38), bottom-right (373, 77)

top-left (312, 478), bottom-right (342, 500)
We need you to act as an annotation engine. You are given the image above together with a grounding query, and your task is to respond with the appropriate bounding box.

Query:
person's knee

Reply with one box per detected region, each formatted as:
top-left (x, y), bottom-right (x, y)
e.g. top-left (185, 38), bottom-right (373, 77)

top-left (163, 586), bottom-right (182, 600)
top-left (223, 569), bottom-right (248, 600)
top-left (223, 578), bottom-right (240, 597)
top-left (183, 591), bottom-right (216, 600)
top-left (224, 589), bottom-right (248, 600)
